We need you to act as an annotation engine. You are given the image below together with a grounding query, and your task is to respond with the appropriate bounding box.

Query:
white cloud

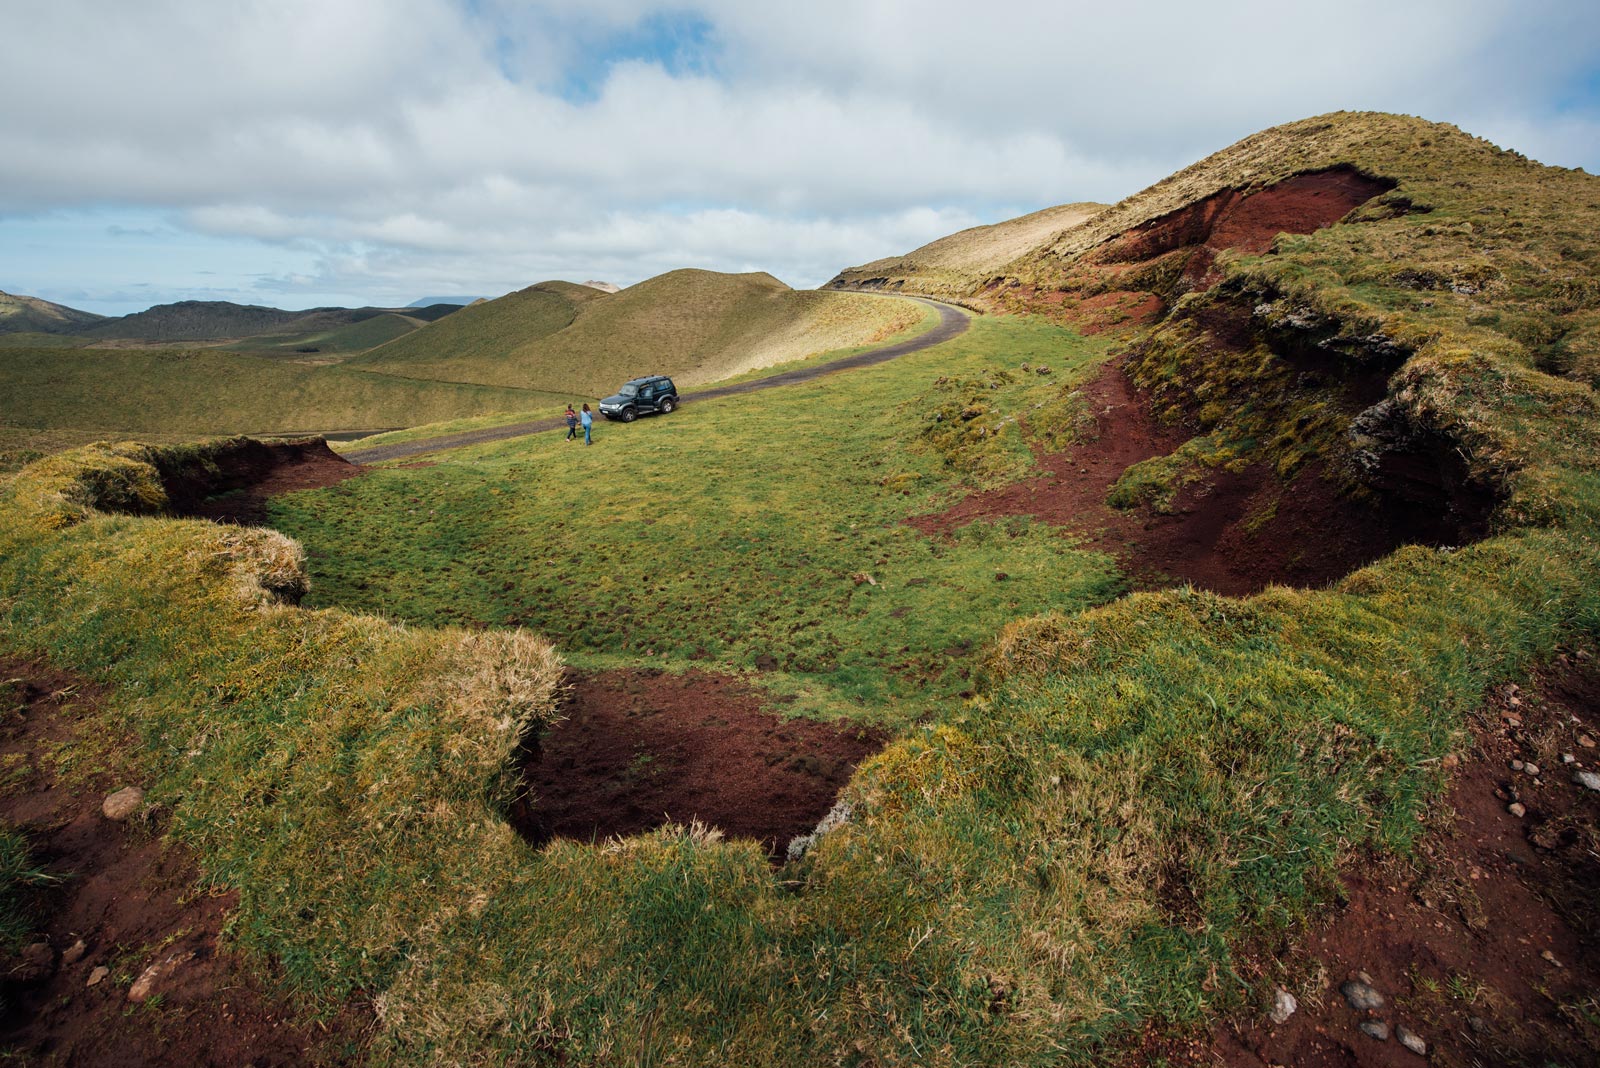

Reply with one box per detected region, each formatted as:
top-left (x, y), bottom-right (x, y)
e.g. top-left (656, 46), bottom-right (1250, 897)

top-left (2, 0), bottom-right (1597, 312)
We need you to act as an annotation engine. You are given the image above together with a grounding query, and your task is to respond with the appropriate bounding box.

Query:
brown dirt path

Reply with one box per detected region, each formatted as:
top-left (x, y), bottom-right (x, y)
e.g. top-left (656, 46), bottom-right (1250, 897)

top-left (0, 657), bottom-right (369, 1066)
top-left (511, 669), bottom-right (887, 862)
top-left (341, 297), bottom-right (970, 466)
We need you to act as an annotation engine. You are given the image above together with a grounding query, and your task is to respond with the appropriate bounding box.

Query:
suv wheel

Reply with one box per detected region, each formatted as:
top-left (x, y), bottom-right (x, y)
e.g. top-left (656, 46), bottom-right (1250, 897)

top-left (659, 397), bottom-right (676, 414)
top-left (621, 407), bottom-right (637, 423)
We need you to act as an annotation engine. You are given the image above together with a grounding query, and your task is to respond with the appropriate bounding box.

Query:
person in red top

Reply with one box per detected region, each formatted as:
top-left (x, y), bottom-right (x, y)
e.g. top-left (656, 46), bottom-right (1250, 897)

top-left (564, 404), bottom-right (578, 441)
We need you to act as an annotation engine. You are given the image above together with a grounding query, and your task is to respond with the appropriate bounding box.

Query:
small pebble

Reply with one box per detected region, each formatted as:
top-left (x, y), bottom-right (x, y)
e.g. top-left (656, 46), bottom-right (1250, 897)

top-left (1359, 1020), bottom-right (1390, 1041)
top-left (1269, 988), bottom-right (1298, 1025)
top-left (87, 966), bottom-right (108, 987)
top-left (1580, 733), bottom-right (1596, 748)
top-left (1341, 979), bottom-right (1385, 1011)
top-left (1397, 1025), bottom-right (1427, 1056)
top-left (1511, 759), bottom-right (1524, 771)
top-left (1508, 802), bottom-right (1526, 817)
top-left (1524, 762), bottom-right (1541, 776)
top-left (1541, 949), bottom-right (1563, 967)
top-left (61, 939), bottom-right (88, 965)
top-left (1562, 752), bottom-right (1576, 764)
top-left (1575, 770), bottom-right (1600, 792)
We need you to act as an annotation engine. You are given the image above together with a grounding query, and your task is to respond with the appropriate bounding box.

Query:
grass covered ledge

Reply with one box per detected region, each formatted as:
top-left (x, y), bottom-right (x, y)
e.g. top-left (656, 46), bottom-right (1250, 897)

top-left (4, 434), bottom-right (1600, 1063)
top-left (0, 439), bottom-right (565, 1007)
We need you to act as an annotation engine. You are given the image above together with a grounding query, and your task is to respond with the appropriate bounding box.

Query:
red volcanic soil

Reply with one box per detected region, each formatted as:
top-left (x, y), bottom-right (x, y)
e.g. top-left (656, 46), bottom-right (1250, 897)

top-left (1092, 167), bottom-right (1394, 291)
top-left (1127, 648), bottom-right (1600, 1068)
top-left (989, 167), bottom-right (1394, 332)
top-left (511, 669), bottom-right (887, 862)
top-left (910, 360), bottom-right (1425, 596)
top-left (165, 439), bottom-right (364, 526)
top-left (0, 657), bottom-right (367, 1066)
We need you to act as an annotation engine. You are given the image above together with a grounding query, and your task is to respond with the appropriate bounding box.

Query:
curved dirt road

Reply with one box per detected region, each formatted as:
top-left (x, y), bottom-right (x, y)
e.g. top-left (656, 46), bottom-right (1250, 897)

top-left (341, 297), bottom-right (969, 465)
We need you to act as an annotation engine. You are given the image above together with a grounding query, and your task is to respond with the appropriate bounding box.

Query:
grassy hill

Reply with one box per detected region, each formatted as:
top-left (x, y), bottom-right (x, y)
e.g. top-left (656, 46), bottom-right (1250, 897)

top-left (224, 311), bottom-right (429, 358)
top-left (3, 112), bottom-right (1599, 1063)
top-left (345, 280), bottom-right (604, 382)
top-left (0, 290), bottom-right (105, 335)
top-left (70, 299), bottom-right (461, 345)
top-left (0, 346), bottom-right (560, 445)
top-left (352, 270), bottom-right (927, 395)
top-left (826, 201), bottom-right (1105, 297)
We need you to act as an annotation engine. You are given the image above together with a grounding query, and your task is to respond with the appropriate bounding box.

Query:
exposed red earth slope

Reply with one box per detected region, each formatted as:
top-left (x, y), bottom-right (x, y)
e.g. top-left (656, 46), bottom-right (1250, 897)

top-left (0, 657), bottom-right (369, 1066)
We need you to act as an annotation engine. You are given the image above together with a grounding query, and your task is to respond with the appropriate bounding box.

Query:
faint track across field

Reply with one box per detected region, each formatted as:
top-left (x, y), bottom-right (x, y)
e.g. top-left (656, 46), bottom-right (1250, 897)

top-left (341, 297), bottom-right (969, 465)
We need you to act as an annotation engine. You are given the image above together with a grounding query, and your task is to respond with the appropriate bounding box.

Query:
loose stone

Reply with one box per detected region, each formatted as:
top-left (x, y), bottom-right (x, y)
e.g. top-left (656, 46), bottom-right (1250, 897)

top-left (61, 938), bottom-right (88, 965)
top-left (87, 966), bottom-right (108, 987)
top-left (1397, 1026), bottom-right (1427, 1055)
top-left (1341, 979), bottom-right (1385, 1011)
top-left (1508, 802), bottom-right (1526, 817)
top-left (1574, 770), bottom-right (1600, 792)
top-left (1359, 1020), bottom-right (1390, 1041)
top-left (1270, 988), bottom-right (1298, 1024)
top-left (101, 786), bottom-right (145, 821)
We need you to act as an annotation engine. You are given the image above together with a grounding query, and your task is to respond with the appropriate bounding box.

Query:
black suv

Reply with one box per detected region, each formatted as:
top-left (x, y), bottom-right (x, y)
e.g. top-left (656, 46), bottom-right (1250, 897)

top-left (598, 375), bottom-right (679, 422)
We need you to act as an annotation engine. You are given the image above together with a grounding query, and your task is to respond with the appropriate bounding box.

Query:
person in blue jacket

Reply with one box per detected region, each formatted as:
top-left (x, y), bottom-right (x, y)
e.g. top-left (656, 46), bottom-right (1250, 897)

top-left (580, 403), bottom-right (594, 445)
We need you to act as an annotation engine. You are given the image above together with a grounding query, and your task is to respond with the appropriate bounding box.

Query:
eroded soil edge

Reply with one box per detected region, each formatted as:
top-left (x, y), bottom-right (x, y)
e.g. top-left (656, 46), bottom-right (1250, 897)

top-left (0, 657), bottom-right (368, 1065)
top-left (511, 669), bottom-right (887, 862)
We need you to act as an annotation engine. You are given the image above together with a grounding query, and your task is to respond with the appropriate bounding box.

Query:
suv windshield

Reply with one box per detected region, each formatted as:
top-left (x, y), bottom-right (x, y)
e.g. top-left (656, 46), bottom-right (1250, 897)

top-left (618, 384), bottom-right (639, 398)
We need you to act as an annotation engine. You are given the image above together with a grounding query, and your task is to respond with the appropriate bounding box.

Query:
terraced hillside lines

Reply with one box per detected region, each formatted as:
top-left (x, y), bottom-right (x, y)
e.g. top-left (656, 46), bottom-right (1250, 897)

top-left (339, 296), bottom-right (966, 465)
top-left (828, 201), bottom-right (1105, 297)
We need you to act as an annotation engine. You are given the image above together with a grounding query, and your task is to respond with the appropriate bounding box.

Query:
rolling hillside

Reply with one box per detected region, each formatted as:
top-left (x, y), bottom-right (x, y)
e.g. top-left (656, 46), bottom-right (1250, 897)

top-left (354, 269), bottom-right (927, 395)
top-left (3, 111), bottom-right (1600, 1065)
top-left (69, 298), bottom-right (461, 344)
top-left (345, 280), bottom-right (605, 382)
top-left (0, 289), bottom-right (105, 334)
top-left (826, 201), bottom-right (1105, 297)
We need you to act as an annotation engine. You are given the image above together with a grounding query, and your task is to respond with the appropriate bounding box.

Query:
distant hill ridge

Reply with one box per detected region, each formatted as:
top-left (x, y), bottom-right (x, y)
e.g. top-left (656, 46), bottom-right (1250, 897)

top-left (72, 299), bottom-right (463, 342)
top-left (0, 290), bottom-right (107, 334)
top-left (349, 269), bottom-right (926, 396)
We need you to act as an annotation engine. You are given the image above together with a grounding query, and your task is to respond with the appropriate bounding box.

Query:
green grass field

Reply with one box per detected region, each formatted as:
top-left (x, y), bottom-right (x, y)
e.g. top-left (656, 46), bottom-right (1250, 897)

top-left (227, 311), bottom-right (427, 356)
top-left (4, 112), bottom-right (1600, 1065)
top-left (0, 346), bottom-right (564, 451)
top-left (278, 316), bottom-right (1122, 724)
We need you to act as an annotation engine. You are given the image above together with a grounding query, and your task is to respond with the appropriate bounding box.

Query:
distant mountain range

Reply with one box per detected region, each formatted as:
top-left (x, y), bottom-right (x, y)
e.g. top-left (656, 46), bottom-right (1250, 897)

top-left (0, 292), bottom-right (465, 344)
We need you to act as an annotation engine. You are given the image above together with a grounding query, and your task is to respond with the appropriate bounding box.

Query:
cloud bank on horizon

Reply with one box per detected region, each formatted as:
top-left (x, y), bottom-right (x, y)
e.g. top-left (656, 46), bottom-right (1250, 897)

top-left (3, 0), bottom-right (1597, 315)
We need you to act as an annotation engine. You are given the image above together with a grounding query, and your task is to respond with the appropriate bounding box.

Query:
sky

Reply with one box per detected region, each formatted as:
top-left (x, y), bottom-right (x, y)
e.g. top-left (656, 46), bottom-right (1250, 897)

top-left (3, 1), bottom-right (1598, 316)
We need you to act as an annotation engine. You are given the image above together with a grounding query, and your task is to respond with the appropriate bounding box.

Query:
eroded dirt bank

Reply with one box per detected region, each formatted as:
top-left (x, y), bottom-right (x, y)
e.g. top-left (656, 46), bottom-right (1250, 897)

top-left (0, 657), bottom-right (367, 1066)
top-left (511, 669), bottom-right (887, 862)
top-left (910, 360), bottom-right (1459, 596)
top-left (984, 167), bottom-right (1397, 333)
top-left (162, 438), bottom-right (364, 525)
top-left (1127, 648), bottom-right (1600, 1067)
